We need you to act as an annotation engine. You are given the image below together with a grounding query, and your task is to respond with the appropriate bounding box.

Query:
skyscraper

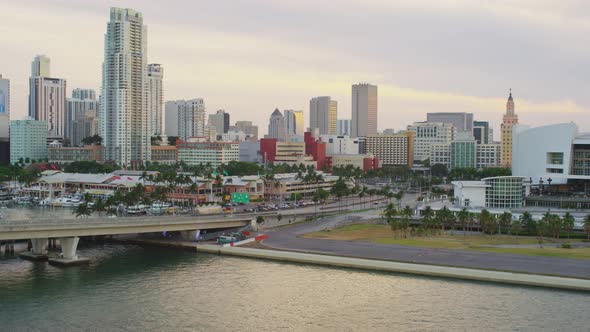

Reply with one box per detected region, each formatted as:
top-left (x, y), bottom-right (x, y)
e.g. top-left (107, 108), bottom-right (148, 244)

top-left (208, 109), bottom-right (230, 135)
top-left (473, 120), bottom-right (490, 144)
top-left (66, 88), bottom-right (98, 146)
top-left (351, 83), bottom-right (378, 137)
top-left (28, 55), bottom-right (67, 138)
top-left (268, 108), bottom-right (286, 141)
top-left (293, 110), bottom-right (304, 136)
top-left (147, 63), bottom-right (164, 136)
top-left (99, 8), bottom-right (150, 166)
top-left (501, 89), bottom-right (518, 167)
top-left (284, 109), bottom-right (301, 137)
top-left (0, 74), bottom-right (9, 116)
top-left (310, 96), bottom-right (337, 135)
top-left (169, 99), bottom-right (206, 140)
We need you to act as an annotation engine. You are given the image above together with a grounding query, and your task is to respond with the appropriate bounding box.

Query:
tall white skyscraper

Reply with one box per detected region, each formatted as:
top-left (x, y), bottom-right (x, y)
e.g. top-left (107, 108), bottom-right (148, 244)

top-left (268, 108), bottom-right (286, 141)
top-left (351, 83), bottom-right (378, 137)
top-left (169, 99), bottom-right (206, 140)
top-left (28, 55), bottom-right (67, 138)
top-left (147, 63), bottom-right (164, 136)
top-left (100, 7), bottom-right (150, 166)
top-left (310, 96), bottom-right (337, 135)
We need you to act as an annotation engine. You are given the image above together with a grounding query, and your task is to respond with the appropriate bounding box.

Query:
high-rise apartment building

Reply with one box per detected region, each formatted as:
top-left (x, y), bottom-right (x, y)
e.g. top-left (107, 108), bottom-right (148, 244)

top-left (147, 64), bottom-right (164, 136)
top-left (351, 83), bottom-right (378, 137)
top-left (501, 90), bottom-right (518, 167)
top-left (28, 55), bottom-right (67, 138)
top-left (407, 122), bottom-right (455, 162)
top-left (10, 120), bottom-right (48, 165)
top-left (426, 112), bottom-right (474, 134)
top-left (310, 96), bottom-right (337, 135)
top-left (268, 108), bottom-right (286, 141)
top-left (99, 8), bottom-right (151, 166)
top-left (165, 99), bottom-right (206, 140)
top-left (209, 109), bottom-right (230, 135)
top-left (365, 132), bottom-right (414, 167)
top-left (66, 88), bottom-right (98, 146)
top-left (337, 119), bottom-right (351, 136)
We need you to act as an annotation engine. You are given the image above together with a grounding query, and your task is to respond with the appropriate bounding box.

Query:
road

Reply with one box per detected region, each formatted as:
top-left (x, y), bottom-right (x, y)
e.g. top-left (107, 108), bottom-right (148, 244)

top-left (262, 206), bottom-right (590, 279)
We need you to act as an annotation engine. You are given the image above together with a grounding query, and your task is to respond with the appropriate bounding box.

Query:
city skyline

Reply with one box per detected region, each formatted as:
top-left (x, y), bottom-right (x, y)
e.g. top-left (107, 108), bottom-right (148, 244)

top-left (1, 1), bottom-right (590, 137)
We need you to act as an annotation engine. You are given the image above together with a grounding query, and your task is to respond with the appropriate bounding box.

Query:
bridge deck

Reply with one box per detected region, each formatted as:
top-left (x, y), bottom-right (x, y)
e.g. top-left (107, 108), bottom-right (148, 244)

top-left (0, 215), bottom-right (254, 240)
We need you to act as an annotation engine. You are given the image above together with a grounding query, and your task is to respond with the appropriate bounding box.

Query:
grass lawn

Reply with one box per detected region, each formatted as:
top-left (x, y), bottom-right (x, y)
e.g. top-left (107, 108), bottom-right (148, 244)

top-left (304, 224), bottom-right (590, 259)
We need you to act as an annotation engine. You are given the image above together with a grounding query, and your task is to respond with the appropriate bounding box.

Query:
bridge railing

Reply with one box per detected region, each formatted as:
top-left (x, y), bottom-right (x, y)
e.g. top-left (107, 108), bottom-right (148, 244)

top-left (0, 213), bottom-right (263, 227)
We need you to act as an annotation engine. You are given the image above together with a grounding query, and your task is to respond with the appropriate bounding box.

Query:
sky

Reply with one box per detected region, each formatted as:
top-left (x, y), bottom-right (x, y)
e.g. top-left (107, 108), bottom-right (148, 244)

top-left (1, 0), bottom-right (589, 136)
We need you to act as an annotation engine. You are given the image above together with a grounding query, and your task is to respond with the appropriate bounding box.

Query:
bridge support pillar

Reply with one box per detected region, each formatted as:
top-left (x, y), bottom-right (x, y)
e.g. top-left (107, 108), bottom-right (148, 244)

top-left (20, 238), bottom-right (50, 261)
top-left (48, 237), bottom-right (89, 266)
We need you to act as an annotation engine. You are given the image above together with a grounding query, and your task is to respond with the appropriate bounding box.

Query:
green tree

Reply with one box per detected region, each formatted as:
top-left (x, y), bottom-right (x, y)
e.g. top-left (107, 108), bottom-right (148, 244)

top-left (384, 203), bottom-right (399, 235)
top-left (520, 212), bottom-right (535, 235)
top-left (73, 203), bottom-right (92, 218)
top-left (421, 206), bottom-right (435, 235)
top-left (393, 190), bottom-right (405, 209)
top-left (430, 164), bottom-right (448, 178)
top-left (457, 208), bottom-right (469, 235)
top-left (510, 219), bottom-right (522, 236)
top-left (584, 215), bottom-right (590, 240)
top-left (562, 212), bottom-right (575, 240)
top-left (93, 197), bottom-right (107, 216)
top-left (498, 212), bottom-right (512, 235)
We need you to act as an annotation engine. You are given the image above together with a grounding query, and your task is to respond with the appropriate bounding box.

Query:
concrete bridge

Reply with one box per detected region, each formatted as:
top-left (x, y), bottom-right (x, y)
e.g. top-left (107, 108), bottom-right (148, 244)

top-left (0, 215), bottom-right (255, 265)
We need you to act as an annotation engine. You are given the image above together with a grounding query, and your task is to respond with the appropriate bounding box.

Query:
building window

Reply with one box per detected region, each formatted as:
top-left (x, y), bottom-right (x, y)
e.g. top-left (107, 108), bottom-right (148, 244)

top-left (546, 168), bottom-right (563, 174)
top-left (546, 152), bottom-right (564, 165)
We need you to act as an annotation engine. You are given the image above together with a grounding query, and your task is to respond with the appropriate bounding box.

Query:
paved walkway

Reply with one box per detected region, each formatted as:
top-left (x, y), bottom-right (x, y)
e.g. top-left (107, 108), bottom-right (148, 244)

top-left (262, 210), bottom-right (590, 279)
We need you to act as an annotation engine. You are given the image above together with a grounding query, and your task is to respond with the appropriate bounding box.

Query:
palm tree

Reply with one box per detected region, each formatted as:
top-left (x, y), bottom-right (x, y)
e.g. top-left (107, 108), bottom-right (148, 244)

top-left (422, 206), bottom-right (434, 235)
top-left (73, 202), bottom-right (92, 218)
top-left (384, 203), bottom-right (398, 235)
top-left (562, 212), bottom-right (575, 240)
top-left (498, 212), bottom-right (512, 235)
top-left (510, 219), bottom-right (522, 236)
top-left (393, 190), bottom-right (405, 209)
top-left (520, 212), bottom-right (535, 235)
top-left (93, 197), bottom-right (107, 217)
top-left (400, 205), bottom-right (413, 238)
top-left (457, 208), bottom-right (469, 236)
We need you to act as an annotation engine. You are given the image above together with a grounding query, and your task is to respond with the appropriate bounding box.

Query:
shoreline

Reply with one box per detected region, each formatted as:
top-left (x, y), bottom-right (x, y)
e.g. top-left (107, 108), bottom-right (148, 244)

top-left (120, 237), bottom-right (590, 292)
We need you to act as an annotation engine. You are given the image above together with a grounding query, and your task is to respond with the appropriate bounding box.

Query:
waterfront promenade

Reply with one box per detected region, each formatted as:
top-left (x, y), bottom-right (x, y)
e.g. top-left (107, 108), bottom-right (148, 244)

top-left (261, 211), bottom-right (590, 279)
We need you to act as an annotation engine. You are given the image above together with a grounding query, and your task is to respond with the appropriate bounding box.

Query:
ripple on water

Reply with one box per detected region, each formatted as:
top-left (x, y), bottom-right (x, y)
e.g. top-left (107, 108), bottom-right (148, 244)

top-left (0, 243), bottom-right (588, 331)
